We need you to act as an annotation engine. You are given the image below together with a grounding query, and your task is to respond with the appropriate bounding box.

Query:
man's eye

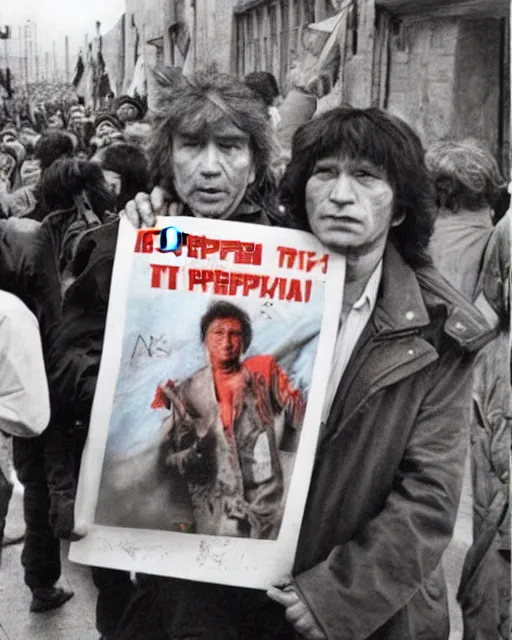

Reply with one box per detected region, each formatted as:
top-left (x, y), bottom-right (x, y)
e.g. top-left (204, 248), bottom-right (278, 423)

top-left (218, 142), bottom-right (239, 151)
top-left (314, 166), bottom-right (338, 178)
top-left (353, 169), bottom-right (377, 179)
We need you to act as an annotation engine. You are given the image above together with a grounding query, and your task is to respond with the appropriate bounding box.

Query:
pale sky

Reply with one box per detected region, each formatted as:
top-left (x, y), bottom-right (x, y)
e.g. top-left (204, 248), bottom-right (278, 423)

top-left (0, 0), bottom-right (126, 76)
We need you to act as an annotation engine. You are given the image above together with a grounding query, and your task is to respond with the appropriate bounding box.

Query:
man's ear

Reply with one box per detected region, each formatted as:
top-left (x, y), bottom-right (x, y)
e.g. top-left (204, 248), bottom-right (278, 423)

top-left (391, 211), bottom-right (405, 227)
top-left (248, 162), bottom-right (256, 187)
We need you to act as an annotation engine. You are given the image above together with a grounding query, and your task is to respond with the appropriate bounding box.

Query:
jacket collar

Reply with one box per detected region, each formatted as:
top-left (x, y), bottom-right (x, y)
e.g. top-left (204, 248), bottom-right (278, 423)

top-left (372, 243), bottom-right (430, 336)
top-left (374, 242), bottom-right (495, 351)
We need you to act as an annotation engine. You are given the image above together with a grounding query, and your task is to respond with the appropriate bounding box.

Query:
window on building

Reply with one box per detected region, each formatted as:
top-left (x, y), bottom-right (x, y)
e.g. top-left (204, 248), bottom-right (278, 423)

top-left (235, 0), bottom-right (336, 90)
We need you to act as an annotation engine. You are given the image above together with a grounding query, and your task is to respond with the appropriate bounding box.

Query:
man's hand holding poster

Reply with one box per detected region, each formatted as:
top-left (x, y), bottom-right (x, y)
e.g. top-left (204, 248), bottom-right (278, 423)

top-left (69, 216), bottom-right (344, 589)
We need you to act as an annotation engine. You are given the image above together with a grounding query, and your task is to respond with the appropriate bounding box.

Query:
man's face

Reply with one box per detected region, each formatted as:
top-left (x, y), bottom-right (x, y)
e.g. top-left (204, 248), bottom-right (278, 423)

top-left (96, 121), bottom-right (120, 139)
top-left (171, 120), bottom-right (256, 219)
top-left (48, 115), bottom-right (64, 129)
top-left (116, 103), bottom-right (139, 123)
top-left (305, 154), bottom-right (395, 257)
top-left (205, 318), bottom-right (243, 367)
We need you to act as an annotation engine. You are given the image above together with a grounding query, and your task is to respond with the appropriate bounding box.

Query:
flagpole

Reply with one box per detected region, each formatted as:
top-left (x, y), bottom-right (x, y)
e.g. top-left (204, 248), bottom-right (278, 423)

top-left (65, 35), bottom-right (70, 83)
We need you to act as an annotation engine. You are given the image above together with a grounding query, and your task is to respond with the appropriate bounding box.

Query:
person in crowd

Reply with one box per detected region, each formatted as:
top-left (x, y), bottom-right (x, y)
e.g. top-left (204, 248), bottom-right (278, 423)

top-left (0, 287), bottom-right (51, 567)
top-left (0, 214), bottom-right (73, 612)
top-left (275, 67), bottom-right (318, 165)
top-left (0, 139), bottom-right (26, 192)
top-left (0, 158), bottom-right (114, 609)
top-left (90, 113), bottom-right (125, 152)
top-left (38, 158), bottom-right (117, 282)
top-left (0, 144), bottom-right (19, 194)
top-left (0, 131), bottom-right (82, 220)
top-left (75, 143), bottom-right (91, 161)
top-left (0, 141), bottom-right (37, 218)
top-left (47, 111), bottom-right (65, 130)
top-left (459, 208), bottom-right (511, 640)
top-left (113, 95), bottom-right (146, 125)
top-left (35, 130), bottom-right (75, 172)
top-left (90, 142), bottom-right (150, 212)
top-left (244, 71), bottom-right (282, 129)
top-left (426, 140), bottom-right (511, 640)
top-left (113, 106), bottom-right (493, 640)
top-left (47, 68), bottom-right (286, 640)
top-left (427, 139), bottom-right (505, 299)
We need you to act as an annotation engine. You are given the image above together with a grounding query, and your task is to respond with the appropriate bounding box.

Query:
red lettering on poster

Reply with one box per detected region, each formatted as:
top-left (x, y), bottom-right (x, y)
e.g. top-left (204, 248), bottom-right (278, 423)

top-left (150, 264), bottom-right (179, 289)
top-left (276, 246), bottom-right (329, 273)
top-left (187, 268), bottom-right (312, 302)
top-left (135, 229), bottom-right (159, 253)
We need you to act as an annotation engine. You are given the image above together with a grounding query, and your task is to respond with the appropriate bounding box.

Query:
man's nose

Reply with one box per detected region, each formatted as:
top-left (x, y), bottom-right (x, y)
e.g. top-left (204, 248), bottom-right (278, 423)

top-left (199, 143), bottom-right (222, 176)
top-left (329, 173), bottom-right (356, 205)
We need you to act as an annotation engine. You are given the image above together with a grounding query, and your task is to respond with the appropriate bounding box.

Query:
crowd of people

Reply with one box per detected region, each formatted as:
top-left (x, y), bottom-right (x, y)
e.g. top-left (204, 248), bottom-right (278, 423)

top-left (0, 65), bottom-right (509, 640)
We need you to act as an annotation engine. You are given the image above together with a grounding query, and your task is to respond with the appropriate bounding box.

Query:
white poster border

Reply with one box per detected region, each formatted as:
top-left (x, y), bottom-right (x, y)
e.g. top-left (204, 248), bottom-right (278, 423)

top-left (69, 215), bottom-right (345, 589)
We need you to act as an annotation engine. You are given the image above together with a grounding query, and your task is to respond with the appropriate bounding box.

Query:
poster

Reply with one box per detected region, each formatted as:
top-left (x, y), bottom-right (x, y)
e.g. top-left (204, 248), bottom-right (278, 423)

top-left (69, 216), bottom-right (344, 589)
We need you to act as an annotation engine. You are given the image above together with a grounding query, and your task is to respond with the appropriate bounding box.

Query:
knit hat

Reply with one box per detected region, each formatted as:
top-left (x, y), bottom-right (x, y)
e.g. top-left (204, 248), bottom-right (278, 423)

top-left (113, 95), bottom-right (146, 119)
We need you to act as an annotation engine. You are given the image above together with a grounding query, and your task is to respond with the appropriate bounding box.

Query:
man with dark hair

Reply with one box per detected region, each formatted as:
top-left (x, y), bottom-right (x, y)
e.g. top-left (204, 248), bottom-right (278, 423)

top-left (49, 69), bottom-right (287, 640)
top-left (244, 72), bottom-right (281, 108)
top-left (260, 106), bottom-right (494, 639)
top-left (35, 130), bottom-right (74, 171)
top-left (117, 106), bottom-right (494, 640)
top-left (91, 113), bottom-right (124, 152)
top-left (153, 300), bottom-right (304, 540)
top-left (244, 71), bottom-right (282, 130)
top-left (91, 142), bottom-right (150, 212)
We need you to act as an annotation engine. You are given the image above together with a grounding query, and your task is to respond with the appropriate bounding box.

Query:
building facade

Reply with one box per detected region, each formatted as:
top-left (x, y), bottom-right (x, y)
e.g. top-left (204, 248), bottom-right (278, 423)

top-left (103, 0), bottom-right (509, 171)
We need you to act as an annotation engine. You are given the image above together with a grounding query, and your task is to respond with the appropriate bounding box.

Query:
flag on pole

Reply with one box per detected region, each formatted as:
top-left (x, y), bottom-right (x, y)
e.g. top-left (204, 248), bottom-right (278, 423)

top-left (73, 54), bottom-right (85, 88)
top-left (0, 26), bottom-right (11, 40)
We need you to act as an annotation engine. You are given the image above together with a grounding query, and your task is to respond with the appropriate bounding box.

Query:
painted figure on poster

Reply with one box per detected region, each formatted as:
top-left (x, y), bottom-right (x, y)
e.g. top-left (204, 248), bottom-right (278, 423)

top-left (152, 301), bottom-right (305, 539)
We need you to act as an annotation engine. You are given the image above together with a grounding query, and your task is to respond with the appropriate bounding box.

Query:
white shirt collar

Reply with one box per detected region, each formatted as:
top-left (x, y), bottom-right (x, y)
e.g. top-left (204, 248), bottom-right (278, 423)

top-left (348, 260), bottom-right (383, 313)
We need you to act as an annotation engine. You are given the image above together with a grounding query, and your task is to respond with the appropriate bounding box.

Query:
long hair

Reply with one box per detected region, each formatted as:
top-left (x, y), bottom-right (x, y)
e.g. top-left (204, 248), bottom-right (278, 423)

top-left (148, 68), bottom-right (280, 217)
top-left (40, 158), bottom-right (116, 218)
top-left (244, 71), bottom-right (280, 107)
top-left (94, 142), bottom-right (150, 210)
top-left (279, 107), bottom-right (437, 269)
top-left (35, 130), bottom-right (74, 170)
top-left (425, 138), bottom-right (507, 213)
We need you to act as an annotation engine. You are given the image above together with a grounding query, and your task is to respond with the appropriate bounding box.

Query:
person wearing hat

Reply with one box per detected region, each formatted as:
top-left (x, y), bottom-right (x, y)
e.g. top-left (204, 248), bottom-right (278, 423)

top-left (113, 95), bottom-right (146, 125)
top-left (91, 114), bottom-right (125, 152)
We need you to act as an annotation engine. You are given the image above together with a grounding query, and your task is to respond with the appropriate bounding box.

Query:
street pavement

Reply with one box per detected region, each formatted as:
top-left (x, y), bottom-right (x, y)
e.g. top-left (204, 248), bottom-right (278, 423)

top-left (0, 479), bottom-right (97, 640)
top-left (0, 473), bottom-right (471, 640)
